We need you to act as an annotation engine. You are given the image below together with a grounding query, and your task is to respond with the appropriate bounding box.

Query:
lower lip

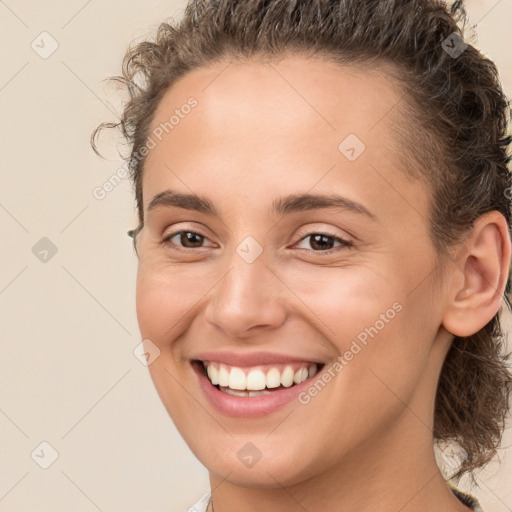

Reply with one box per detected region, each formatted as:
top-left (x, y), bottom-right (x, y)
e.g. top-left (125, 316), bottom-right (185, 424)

top-left (192, 361), bottom-right (324, 418)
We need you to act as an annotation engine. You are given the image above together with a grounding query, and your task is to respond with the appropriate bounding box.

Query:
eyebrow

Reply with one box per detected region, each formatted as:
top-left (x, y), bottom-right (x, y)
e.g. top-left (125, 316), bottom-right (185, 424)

top-left (147, 189), bottom-right (376, 220)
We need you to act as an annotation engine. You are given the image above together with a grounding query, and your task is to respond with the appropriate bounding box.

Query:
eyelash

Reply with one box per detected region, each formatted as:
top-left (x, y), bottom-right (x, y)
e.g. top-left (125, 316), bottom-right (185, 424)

top-left (161, 229), bottom-right (353, 255)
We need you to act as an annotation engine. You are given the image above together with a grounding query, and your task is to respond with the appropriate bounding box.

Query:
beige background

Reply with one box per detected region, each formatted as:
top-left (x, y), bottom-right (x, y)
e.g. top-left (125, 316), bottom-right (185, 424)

top-left (0, 1), bottom-right (511, 511)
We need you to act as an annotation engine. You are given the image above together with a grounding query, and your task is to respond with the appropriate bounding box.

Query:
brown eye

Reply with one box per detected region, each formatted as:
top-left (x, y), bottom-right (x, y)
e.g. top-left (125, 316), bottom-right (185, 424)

top-left (162, 230), bottom-right (210, 249)
top-left (295, 232), bottom-right (353, 253)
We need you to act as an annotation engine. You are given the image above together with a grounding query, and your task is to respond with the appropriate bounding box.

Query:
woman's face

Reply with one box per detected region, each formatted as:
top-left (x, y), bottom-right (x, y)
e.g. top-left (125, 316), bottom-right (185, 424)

top-left (135, 56), bottom-right (452, 487)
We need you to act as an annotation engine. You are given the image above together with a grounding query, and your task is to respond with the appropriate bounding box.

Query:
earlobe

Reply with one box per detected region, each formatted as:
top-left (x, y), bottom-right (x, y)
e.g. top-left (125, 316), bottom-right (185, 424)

top-left (442, 211), bottom-right (511, 338)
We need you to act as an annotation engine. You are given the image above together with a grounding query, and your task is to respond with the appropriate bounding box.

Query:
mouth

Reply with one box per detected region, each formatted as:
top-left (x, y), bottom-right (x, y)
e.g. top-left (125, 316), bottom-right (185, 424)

top-left (190, 356), bottom-right (327, 417)
top-left (194, 359), bottom-right (325, 396)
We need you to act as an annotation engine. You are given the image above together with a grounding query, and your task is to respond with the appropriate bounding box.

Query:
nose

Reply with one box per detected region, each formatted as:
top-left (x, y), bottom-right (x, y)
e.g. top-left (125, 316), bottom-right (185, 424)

top-left (204, 243), bottom-right (287, 339)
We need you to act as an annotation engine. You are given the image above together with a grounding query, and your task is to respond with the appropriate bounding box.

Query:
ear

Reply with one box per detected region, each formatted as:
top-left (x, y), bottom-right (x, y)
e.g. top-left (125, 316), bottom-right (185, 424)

top-left (442, 211), bottom-right (511, 337)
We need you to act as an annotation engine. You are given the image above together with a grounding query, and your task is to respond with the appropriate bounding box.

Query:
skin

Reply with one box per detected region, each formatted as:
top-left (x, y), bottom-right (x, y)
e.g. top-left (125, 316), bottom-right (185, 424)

top-left (134, 55), bottom-right (511, 512)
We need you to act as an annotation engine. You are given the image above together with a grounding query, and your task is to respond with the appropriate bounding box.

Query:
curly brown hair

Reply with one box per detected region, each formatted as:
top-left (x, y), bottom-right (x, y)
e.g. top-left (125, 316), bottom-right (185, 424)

top-left (92, 0), bottom-right (512, 482)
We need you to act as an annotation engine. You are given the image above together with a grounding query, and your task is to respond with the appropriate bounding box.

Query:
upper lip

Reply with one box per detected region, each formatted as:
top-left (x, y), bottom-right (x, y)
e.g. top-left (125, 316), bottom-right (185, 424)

top-left (193, 350), bottom-right (325, 367)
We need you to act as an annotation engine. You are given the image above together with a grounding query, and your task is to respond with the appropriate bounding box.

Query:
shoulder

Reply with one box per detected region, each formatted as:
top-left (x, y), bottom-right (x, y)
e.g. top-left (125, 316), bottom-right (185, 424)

top-left (449, 484), bottom-right (485, 512)
top-left (186, 490), bottom-right (211, 512)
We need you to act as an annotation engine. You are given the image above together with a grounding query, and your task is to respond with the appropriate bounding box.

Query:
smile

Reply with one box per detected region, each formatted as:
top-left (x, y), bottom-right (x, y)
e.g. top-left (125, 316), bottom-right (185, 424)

top-left (201, 360), bottom-right (320, 396)
top-left (191, 354), bottom-right (327, 418)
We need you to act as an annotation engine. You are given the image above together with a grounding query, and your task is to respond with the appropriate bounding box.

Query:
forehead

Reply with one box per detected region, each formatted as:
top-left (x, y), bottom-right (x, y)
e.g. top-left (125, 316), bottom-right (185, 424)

top-left (142, 55), bottom-right (427, 223)
top-left (149, 55), bottom-right (404, 145)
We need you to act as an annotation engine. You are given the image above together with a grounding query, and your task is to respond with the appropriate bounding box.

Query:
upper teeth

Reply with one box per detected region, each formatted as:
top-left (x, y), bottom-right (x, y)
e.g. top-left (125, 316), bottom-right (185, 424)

top-left (204, 362), bottom-right (318, 390)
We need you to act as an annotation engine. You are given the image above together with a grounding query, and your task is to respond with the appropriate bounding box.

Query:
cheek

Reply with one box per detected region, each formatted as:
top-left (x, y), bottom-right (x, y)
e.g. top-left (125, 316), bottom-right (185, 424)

top-left (282, 263), bottom-right (436, 401)
top-left (135, 268), bottom-right (209, 433)
top-left (328, 293), bottom-right (439, 438)
top-left (277, 261), bottom-right (402, 340)
top-left (135, 261), bottom-right (209, 341)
